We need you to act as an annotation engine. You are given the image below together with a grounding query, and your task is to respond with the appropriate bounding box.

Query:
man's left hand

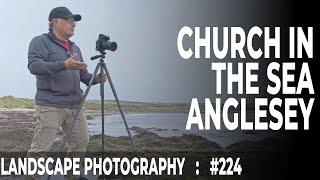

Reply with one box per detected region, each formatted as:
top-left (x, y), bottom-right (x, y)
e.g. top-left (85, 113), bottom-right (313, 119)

top-left (95, 73), bottom-right (107, 83)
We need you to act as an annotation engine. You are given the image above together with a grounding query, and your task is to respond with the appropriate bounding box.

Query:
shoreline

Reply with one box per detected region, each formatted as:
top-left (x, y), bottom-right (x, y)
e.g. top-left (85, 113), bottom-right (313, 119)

top-left (0, 107), bottom-right (187, 121)
top-left (0, 108), bottom-right (291, 152)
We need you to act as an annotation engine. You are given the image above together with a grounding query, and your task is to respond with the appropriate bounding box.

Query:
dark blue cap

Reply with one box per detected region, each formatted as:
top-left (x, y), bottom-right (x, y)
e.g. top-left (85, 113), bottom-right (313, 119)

top-left (49, 7), bottom-right (81, 22)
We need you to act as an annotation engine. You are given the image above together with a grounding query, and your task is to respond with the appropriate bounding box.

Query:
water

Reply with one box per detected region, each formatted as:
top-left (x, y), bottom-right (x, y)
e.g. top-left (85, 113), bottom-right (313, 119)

top-left (88, 113), bottom-right (277, 147)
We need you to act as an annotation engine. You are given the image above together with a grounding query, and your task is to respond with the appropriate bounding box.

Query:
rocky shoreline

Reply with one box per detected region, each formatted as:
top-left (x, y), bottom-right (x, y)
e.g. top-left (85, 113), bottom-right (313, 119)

top-left (0, 108), bottom-right (290, 152)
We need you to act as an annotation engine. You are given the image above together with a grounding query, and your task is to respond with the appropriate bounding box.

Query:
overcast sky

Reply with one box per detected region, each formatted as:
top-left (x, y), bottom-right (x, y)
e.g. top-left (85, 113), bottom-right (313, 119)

top-left (0, 0), bottom-right (219, 103)
top-left (1, 0), bottom-right (285, 103)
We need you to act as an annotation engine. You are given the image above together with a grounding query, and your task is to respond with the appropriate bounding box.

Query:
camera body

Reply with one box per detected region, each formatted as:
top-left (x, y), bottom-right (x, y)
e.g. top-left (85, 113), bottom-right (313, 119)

top-left (96, 34), bottom-right (117, 53)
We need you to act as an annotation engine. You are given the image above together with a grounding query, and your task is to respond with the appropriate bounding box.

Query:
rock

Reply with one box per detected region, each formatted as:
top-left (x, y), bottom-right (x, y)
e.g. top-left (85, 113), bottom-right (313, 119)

top-left (226, 137), bottom-right (293, 152)
top-left (86, 114), bottom-right (94, 120)
top-left (89, 126), bottom-right (222, 152)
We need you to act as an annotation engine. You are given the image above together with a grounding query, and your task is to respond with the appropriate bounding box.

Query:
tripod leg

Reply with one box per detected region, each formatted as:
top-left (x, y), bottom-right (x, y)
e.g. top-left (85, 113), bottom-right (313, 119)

top-left (46, 64), bottom-right (102, 180)
top-left (101, 63), bottom-right (138, 152)
top-left (59, 63), bottom-right (101, 151)
top-left (100, 64), bottom-right (105, 152)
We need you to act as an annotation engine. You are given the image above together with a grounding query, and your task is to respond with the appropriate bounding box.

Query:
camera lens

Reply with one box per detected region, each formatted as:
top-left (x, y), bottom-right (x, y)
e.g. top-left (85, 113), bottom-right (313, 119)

top-left (102, 41), bottom-right (117, 51)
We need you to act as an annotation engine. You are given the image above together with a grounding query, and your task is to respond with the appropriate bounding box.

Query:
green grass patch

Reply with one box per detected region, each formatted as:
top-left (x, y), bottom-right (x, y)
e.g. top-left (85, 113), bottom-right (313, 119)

top-left (0, 96), bottom-right (189, 112)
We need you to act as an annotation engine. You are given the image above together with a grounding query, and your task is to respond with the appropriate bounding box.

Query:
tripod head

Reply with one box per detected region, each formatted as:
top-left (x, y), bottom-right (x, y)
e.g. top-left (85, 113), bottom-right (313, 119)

top-left (91, 51), bottom-right (106, 61)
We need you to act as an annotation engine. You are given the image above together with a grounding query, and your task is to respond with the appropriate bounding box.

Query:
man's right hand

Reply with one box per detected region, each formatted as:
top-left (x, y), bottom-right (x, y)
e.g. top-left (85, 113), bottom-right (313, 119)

top-left (64, 55), bottom-right (88, 70)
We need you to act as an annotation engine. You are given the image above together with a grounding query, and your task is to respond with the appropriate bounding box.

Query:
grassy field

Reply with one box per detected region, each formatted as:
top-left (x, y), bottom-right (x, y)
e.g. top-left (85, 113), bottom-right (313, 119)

top-left (0, 96), bottom-right (190, 112)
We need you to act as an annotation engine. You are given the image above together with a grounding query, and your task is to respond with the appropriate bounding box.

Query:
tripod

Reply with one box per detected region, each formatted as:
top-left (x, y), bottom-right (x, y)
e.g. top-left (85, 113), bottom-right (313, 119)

top-left (47, 52), bottom-right (138, 180)
top-left (70, 52), bottom-right (138, 152)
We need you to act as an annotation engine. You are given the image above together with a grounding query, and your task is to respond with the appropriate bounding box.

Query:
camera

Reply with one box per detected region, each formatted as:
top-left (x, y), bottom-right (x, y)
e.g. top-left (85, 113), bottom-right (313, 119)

top-left (96, 34), bottom-right (117, 53)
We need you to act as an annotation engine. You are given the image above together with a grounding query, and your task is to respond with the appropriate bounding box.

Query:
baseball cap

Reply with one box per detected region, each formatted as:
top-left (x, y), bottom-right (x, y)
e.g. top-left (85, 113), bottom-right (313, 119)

top-left (48, 7), bottom-right (81, 22)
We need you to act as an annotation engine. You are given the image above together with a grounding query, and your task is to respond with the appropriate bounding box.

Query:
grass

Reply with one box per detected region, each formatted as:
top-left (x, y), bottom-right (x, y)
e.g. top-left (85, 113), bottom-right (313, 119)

top-left (0, 96), bottom-right (189, 112)
top-left (0, 96), bottom-right (35, 109)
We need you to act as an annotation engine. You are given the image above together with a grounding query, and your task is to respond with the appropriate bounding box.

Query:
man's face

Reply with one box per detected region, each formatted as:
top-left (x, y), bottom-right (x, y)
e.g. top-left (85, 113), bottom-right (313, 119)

top-left (52, 18), bottom-right (76, 38)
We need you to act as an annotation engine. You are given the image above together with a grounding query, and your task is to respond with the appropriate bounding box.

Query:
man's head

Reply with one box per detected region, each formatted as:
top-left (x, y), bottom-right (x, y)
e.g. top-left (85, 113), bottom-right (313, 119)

top-left (48, 7), bottom-right (81, 39)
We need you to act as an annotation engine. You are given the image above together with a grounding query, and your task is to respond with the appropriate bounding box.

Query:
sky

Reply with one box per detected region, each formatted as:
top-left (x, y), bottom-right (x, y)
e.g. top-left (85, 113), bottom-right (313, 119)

top-left (0, 0), bottom-right (220, 103)
top-left (1, 0), bottom-right (284, 103)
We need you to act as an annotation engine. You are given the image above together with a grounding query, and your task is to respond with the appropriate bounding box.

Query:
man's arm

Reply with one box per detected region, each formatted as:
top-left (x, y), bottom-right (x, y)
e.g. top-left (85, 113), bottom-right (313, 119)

top-left (77, 49), bottom-right (97, 86)
top-left (79, 67), bottom-right (96, 86)
top-left (28, 36), bottom-right (67, 75)
top-left (78, 56), bottom-right (107, 85)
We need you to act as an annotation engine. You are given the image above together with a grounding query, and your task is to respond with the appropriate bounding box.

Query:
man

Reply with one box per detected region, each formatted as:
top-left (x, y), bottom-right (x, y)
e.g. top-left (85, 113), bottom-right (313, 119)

top-left (27, 7), bottom-right (106, 155)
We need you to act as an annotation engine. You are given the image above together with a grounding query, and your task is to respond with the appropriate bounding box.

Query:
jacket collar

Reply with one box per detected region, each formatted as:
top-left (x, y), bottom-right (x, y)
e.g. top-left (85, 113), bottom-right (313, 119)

top-left (46, 31), bottom-right (75, 50)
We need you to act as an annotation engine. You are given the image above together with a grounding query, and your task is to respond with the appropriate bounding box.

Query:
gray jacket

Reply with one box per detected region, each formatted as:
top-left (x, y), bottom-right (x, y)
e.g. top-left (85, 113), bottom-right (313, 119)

top-left (28, 32), bottom-right (96, 109)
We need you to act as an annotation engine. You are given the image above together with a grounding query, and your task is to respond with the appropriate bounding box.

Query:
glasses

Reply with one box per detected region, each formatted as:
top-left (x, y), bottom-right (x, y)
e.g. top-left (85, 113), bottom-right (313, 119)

top-left (53, 18), bottom-right (77, 25)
